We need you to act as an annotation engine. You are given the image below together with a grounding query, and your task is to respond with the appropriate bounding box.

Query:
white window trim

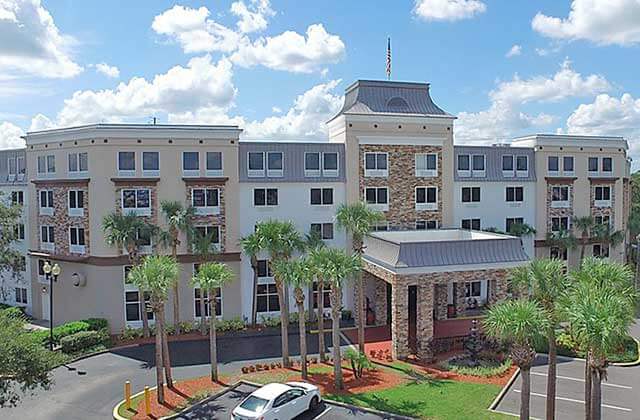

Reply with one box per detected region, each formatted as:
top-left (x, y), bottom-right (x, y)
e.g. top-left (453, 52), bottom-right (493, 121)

top-left (193, 286), bottom-right (223, 320)
top-left (40, 225), bottom-right (55, 252)
top-left (205, 152), bottom-right (223, 177)
top-left (415, 153), bottom-right (438, 177)
top-left (193, 226), bottom-right (221, 251)
top-left (594, 186), bottom-right (612, 208)
top-left (266, 151), bottom-right (284, 178)
top-left (416, 186), bottom-right (438, 211)
top-left (322, 152), bottom-right (339, 177)
top-left (588, 157), bottom-right (600, 175)
top-left (7, 157), bottom-right (16, 181)
top-left (364, 152), bottom-right (389, 178)
top-left (457, 154), bottom-right (471, 177)
top-left (365, 186), bottom-right (389, 212)
top-left (415, 220), bottom-right (438, 230)
top-left (601, 157), bottom-right (614, 174)
top-left (182, 151), bottom-right (200, 178)
top-left (501, 155), bottom-right (515, 178)
top-left (121, 189), bottom-right (151, 216)
top-left (68, 152), bottom-right (89, 177)
top-left (461, 186), bottom-right (481, 205)
top-left (68, 227), bottom-right (86, 255)
top-left (37, 155), bottom-right (56, 179)
top-left (253, 188), bottom-right (279, 207)
top-left (142, 151), bottom-right (160, 177)
top-left (547, 156), bottom-right (560, 176)
top-left (117, 151), bottom-right (136, 177)
top-left (192, 188), bottom-right (220, 216)
top-left (506, 186), bottom-right (524, 205)
top-left (39, 190), bottom-right (54, 216)
top-left (68, 190), bottom-right (84, 217)
top-left (310, 188), bottom-right (334, 206)
top-left (304, 152), bottom-right (321, 177)
top-left (551, 217), bottom-right (571, 233)
top-left (550, 186), bottom-right (571, 208)
top-left (247, 152), bottom-right (265, 178)
top-left (310, 222), bottom-right (334, 241)
top-left (123, 266), bottom-right (155, 327)
top-left (562, 156), bottom-right (575, 176)
top-left (515, 155), bottom-right (529, 177)
top-left (471, 154), bottom-right (486, 178)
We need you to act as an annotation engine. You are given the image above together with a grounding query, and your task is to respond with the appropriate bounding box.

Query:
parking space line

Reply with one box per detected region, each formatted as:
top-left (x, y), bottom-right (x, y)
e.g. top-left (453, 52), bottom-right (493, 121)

top-left (313, 406), bottom-right (332, 419)
top-left (513, 390), bottom-right (632, 412)
top-left (530, 371), bottom-right (632, 389)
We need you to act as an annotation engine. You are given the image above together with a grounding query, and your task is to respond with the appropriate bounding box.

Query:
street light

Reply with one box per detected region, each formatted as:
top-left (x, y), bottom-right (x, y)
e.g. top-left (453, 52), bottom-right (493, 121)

top-left (43, 261), bottom-right (61, 351)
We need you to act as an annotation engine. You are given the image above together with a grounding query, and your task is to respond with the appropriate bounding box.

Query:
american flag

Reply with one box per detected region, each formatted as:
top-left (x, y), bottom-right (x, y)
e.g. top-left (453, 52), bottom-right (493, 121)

top-left (386, 37), bottom-right (391, 80)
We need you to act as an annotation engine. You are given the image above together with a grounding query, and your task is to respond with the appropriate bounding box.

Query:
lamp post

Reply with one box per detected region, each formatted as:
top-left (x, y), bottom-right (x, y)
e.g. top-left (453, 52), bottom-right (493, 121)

top-left (43, 261), bottom-right (61, 351)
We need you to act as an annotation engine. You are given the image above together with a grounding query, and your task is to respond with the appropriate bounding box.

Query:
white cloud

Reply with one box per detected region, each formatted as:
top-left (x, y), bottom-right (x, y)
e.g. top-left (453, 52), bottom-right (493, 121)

top-left (413, 0), bottom-right (486, 21)
top-left (456, 60), bottom-right (611, 142)
top-left (94, 62), bottom-right (120, 78)
top-left (29, 113), bottom-right (55, 131)
top-left (230, 0), bottom-right (274, 33)
top-left (231, 24), bottom-right (345, 73)
top-left (0, 0), bottom-right (82, 78)
top-left (0, 122), bottom-right (25, 149)
top-left (151, 5), bottom-right (242, 53)
top-left (505, 44), bottom-right (522, 58)
top-left (532, 0), bottom-right (640, 46)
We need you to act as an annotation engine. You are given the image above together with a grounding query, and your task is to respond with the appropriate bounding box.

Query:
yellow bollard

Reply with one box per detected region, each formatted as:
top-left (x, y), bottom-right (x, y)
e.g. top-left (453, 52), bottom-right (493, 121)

top-left (144, 386), bottom-right (151, 416)
top-left (124, 381), bottom-right (131, 410)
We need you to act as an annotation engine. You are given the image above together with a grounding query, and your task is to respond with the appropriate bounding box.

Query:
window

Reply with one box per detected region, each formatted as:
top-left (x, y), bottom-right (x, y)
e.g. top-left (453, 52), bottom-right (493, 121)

top-left (11, 191), bottom-right (23, 206)
top-left (415, 153), bottom-right (437, 177)
top-left (193, 226), bottom-right (220, 249)
top-left (548, 156), bottom-right (559, 173)
top-left (372, 222), bottom-right (389, 232)
top-left (588, 157), bottom-right (598, 173)
top-left (257, 283), bottom-right (279, 313)
top-left (206, 152), bottom-right (223, 177)
top-left (68, 190), bottom-right (84, 217)
top-left (323, 152), bottom-right (338, 177)
top-left (37, 155), bottom-right (55, 176)
top-left (15, 287), bottom-right (28, 305)
top-left (550, 247), bottom-right (568, 261)
top-left (551, 217), bottom-right (570, 232)
top-left (121, 189), bottom-right (151, 216)
top-left (364, 152), bottom-right (388, 177)
top-left (457, 154), bottom-right (470, 173)
top-left (551, 186), bottom-right (570, 207)
top-left (516, 156), bottom-right (528, 174)
top-left (416, 220), bottom-right (438, 230)
top-left (461, 187), bottom-right (480, 203)
top-left (563, 156), bottom-right (574, 173)
top-left (416, 186), bottom-right (438, 210)
top-left (365, 187), bottom-right (389, 211)
top-left (506, 217), bottom-right (524, 233)
top-left (142, 152), bottom-right (159, 176)
top-left (182, 151), bottom-right (199, 176)
top-left (192, 188), bottom-right (220, 215)
top-left (266, 152), bottom-right (283, 177)
top-left (257, 260), bottom-right (273, 279)
top-left (593, 244), bottom-right (609, 258)
top-left (310, 188), bottom-right (333, 205)
top-left (7, 156), bottom-right (16, 178)
top-left (465, 281), bottom-right (482, 299)
top-left (472, 155), bottom-right (485, 176)
top-left (68, 152), bottom-right (88, 174)
top-left (602, 157), bottom-right (612, 173)
top-left (310, 223), bottom-right (334, 240)
top-left (594, 215), bottom-right (610, 227)
top-left (136, 228), bottom-right (152, 254)
top-left (39, 190), bottom-right (54, 216)
top-left (194, 287), bottom-right (222, 318)
top-left (594, 186), bottom-right (611, 206)
top-left (506, 186), bottom-right (524, 203)
top-left (502, 155), bottom-right (514, 172)
top-left (69, 227), bottom-right (86, 254)
top-left (40, 225), bottom-right (54, 251)
top-left (312, 281), bottom-right (330, 309)
top-left (461, 219), bottom-right (481, 230)
top-left (304, 152), bottom-right (320, 177)
top-left (253, 188), bottom-right (278, 206)
top-left (248, 152), bottom-right (265, 177)
top-left (117, 152), bottom-right (135, 175)
top-left (14, 223), bottom-right (25, 240)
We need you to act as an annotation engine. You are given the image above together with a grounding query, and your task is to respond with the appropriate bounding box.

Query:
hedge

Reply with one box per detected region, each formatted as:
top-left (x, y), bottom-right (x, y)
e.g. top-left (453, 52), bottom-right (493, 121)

top-left (84, 318), bottom-right (108, 331)
top-left (60, 330), bottom-right (109, 354)
top-left (32, 321), bottom-right (91, 345)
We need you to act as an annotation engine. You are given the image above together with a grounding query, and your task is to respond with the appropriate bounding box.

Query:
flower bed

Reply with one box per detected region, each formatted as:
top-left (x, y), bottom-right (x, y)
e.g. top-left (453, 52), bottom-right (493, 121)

top-left (439, 356), bottom-right (513, 378)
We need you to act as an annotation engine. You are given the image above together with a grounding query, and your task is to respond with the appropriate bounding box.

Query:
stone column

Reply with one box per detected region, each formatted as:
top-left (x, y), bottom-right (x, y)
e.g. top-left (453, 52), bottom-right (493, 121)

top-left (374, 278), bottom-right (388, 326)
top-left (416, 283), bottom-right (434, 361)
top-left (434, 284), bottom-right (448, 320)
top-left (390, 282), bottom-right (409, 359)
top-left (455, 282), bottom-right (467, 316)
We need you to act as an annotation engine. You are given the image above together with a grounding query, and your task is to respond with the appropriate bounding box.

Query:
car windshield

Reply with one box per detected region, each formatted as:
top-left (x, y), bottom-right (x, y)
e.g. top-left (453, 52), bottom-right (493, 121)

top-left (239, 396), bottom-right (269, 412)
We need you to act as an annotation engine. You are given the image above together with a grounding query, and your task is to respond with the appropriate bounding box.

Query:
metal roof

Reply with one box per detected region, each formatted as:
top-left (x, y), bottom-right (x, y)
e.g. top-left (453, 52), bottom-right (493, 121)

top-left (0, 148), bottom-right (27, 186)
top-left (454, 145), bottom-right (537, 182)
top-left (330, 80), bottom-right (452, 120)
top-left (363, 229), bottom-right (529, 272)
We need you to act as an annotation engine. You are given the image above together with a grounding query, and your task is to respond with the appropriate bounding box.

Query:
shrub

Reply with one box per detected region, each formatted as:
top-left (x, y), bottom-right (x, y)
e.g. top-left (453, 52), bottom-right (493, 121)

top-left (217, 317), bottom-right (245, 332)
top-left (32, 320), bottom-right (91, 345)
top-left (442, 357), bottom-right (512, 377)
top-left (178, 321), bottom-right (195, 334)
top-left (3, 306), bottom-right (26, 319)
top-left (344, 349), bottom-right (373, 379)
top-left (120, 326), bottom-right (144, 341)
top-left (83, 318), bottom-right (108, 331)
top-left (60, 330), bottom-right (109, 354)
top-left (260, 315), bottom-right (281, 328)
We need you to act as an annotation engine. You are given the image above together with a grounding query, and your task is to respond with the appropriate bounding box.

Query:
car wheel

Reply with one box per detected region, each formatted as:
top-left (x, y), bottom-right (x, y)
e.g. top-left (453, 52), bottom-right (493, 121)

top-left (308, 396), bottom-right (320, 412)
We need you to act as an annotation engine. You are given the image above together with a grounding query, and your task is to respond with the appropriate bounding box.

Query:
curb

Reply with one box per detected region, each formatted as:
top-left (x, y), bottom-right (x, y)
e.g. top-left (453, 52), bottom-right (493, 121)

top-left (488, 367), bottom-right (520, 411)
top-left (611, 337), bottom-right (640, 367)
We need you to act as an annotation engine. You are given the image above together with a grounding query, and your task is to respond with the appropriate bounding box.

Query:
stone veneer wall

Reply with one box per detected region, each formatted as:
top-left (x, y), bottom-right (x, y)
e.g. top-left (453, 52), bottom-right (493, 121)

top-left (36, 182), bottom-right (90, 256)
top-left (589, 181), bottom-right (616, 227)
top-left (185, 183), bottom-right (227, 253)
top-left (359, 145), bottom-right (442, 229)
top-left (546, 182), bottom-right (575, 233)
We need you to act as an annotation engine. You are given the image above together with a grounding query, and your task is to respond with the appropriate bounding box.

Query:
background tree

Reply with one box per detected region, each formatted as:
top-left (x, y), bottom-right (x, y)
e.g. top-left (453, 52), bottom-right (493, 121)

top-left (103, 212), bottom-right (154, 337)
top-left (128, 256), bottom-right (179, 403)
top-left (191, 262), bottom-right (234, 382)
top-left (0, 193), bottom-right (26, 302)
top-left (0, 310), bottom-right (63, 407)
top-left (484, 300), bottom-right (549, 420)
top-left (159, 201), bottom-right (195, 335)
top-left (573, 216), bottom-right (594, 262)
top-left (240, 232), bottom-right (264, 327)
top-left (336, 202), bottom-right (383, 352)
top-left (511, 258), bottom-right (568, 420)
top-left (192, 228), bottom-right (219, 335)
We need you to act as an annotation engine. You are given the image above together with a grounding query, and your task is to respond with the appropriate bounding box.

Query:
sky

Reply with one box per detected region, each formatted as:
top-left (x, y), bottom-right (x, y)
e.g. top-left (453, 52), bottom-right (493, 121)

top-left (1, 0), bottom-right (639, 169)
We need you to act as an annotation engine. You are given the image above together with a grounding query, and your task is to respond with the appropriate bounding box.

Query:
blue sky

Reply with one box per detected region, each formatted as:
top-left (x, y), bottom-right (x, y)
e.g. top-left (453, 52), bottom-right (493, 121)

top-left (1, 0), bottom-right (639, 167)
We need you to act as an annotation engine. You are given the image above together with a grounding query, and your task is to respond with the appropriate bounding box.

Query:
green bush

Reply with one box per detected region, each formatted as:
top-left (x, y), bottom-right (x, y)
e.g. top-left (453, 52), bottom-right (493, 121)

top-left (120, 326), bottom-right (144, 341)
top-left (60, 330), bottom-right (109, 354)
top-left (84, 318), bottom-right (108, 331)
top-left (2, 306), bottom-right (26, 319)
top-left (344, 349), bottom-right (373, 379)
top-left (178, 321), bottom-right (194, 334)
top-left (31, 320), bottom-right (91, 345)
top-left (442, 358), bottom-right (512, 377)
top-left (217, 317), bottom-right (245, 332)
top-left (260, 315), bottom-right (281, 328)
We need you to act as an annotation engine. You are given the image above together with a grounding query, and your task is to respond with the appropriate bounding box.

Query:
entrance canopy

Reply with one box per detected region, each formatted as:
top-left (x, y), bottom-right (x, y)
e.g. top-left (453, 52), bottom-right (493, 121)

top-left (363, 229), bottom-right (530, 275)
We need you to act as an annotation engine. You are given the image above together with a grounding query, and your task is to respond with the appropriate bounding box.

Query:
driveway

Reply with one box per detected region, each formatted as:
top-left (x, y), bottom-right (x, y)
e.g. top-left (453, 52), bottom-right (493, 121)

top-left (2, 331), bottom-right (346, 420)
top-left (495, 319), bottom-right (640, 420)
top-left (173, 382), bottom-right (410, 420)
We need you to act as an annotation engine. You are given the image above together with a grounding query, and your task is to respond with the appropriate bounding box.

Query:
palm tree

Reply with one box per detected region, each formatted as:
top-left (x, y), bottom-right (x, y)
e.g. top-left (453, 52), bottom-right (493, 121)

top-left (592, 224), bottom-right (624, 258)
top-left (240, 232), bottom-right (264, 327)
top-left (272, 258), bottom-right (314, 380)
top-left (336, 202), bottom-right (384, 352)
top-left (510, 259), bottom-right (568, 420)
top-left (306, 231), bottom-right (328, 362)
top-left (191, 228), bottom-right (219, 335)
top-left (127, 256), bottom-right (179, 403)
top-left (103, 212), bottom-right (153, 338)
top-left (507, 222), bottom-right (537, 237)
top-left (191, 262), bottom-right (234, 382)
top-left (253, 220), bottom-right (304, 368)
top-left (160, 201), bottom-right (195, 335)
top-left (573, 216), bottom-right (594, 262)
top-left (566, 258), bottom-right (637, 420)
top-left (546, 229), bottom-right (578, 262)
top-left (484, 300), bottom-right (549, 420)
top-left (314, 248), bottom-right (361, 390)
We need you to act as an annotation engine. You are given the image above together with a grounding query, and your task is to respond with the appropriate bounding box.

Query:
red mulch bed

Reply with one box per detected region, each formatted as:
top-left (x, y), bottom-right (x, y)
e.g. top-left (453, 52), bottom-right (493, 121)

top-left (401, 361), bottom-right (517, 387)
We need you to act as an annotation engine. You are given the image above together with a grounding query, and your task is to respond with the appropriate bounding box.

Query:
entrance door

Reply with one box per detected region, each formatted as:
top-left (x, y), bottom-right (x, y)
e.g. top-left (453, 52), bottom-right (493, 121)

top-left (408, 285), bottom-right (417, 353)
top-left (41, 288), bottom-right (50, 321)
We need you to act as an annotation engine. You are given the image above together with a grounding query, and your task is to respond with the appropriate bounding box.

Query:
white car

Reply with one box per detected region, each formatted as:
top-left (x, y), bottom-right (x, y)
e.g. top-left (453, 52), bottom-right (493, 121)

top-left (231, 382), bottom-right (322, 420)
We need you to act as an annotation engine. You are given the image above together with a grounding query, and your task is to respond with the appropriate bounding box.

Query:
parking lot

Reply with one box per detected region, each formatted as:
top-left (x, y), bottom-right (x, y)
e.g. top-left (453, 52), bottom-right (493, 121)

top-left (172, 382), bottom-right (412, 420)
top-left (494, 354), bottom-right (638, 420)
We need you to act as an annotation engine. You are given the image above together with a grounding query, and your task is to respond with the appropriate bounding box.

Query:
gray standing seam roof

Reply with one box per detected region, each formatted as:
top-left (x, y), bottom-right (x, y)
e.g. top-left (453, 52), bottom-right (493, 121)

top-left (454, 145), bottom-right (537, 182)
top-left (0, 149), bottom-right (27, 186)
